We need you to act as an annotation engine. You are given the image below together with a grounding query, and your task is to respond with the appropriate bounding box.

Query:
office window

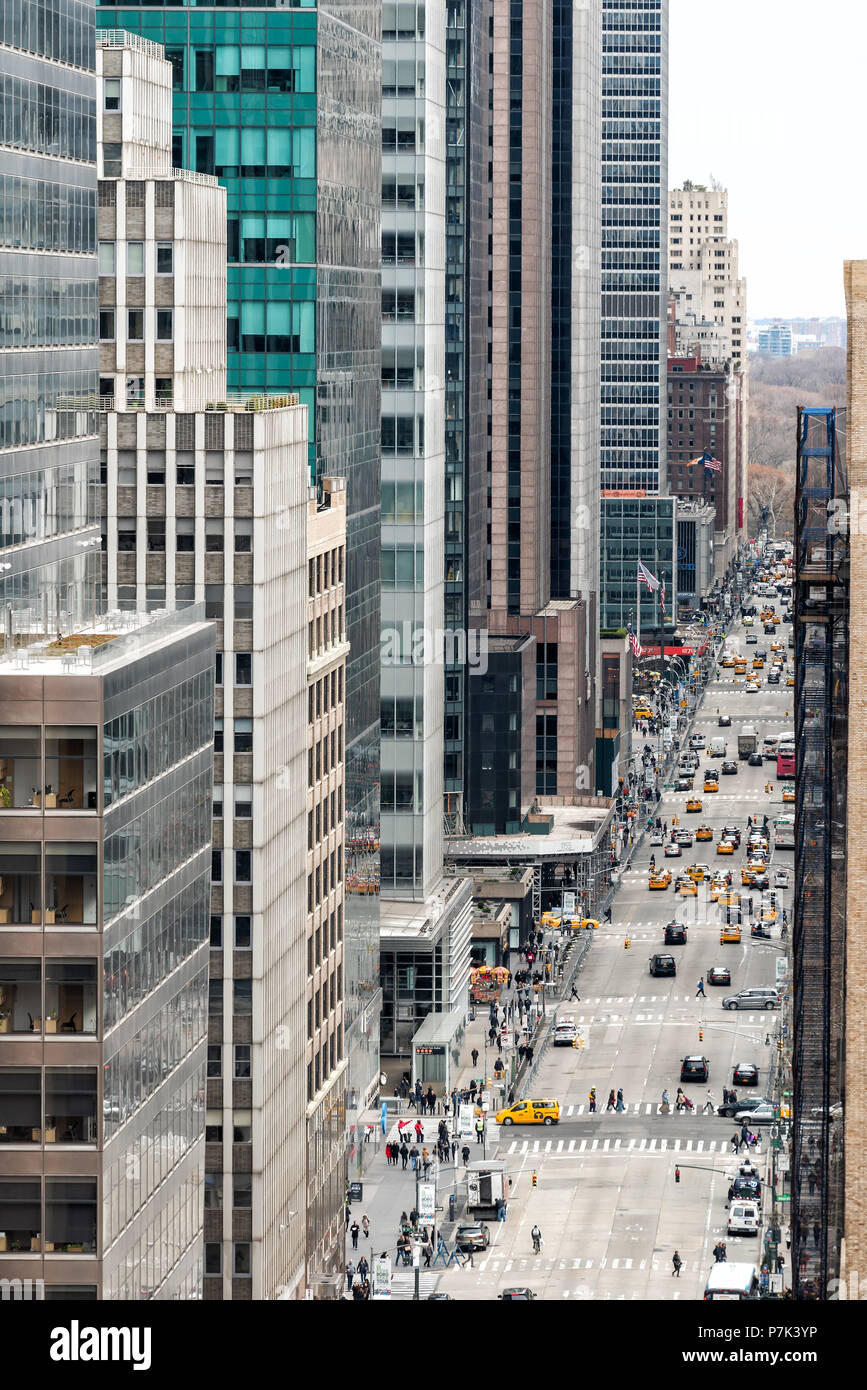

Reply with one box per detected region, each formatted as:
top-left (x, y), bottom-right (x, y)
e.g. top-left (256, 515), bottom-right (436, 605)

top-left (212, 851), bottom-right (223, 883)
top-left (233, 719), bottom-right (253, 753)
top-left (99, 309), bottom-right (115, 340)
top-left (127, 309), bottom-right (143, 341)
top-left (234, 1043), bottom-right (251, 1078)
top-left (235, 653), bottom-right (252, 686)
top-left (127, 242), bottom-right (144, 276)
top-left (233, 1243), bottom-right (252, 1276)
top-left (233, 979), bottom-right (252, 1015)
top-left (104, 78), bottom-right (121, 111)
top-left (234, 915), bottom-right (252, 949)
top-left (210, 916), bottom-right (223, 948)
top-left (156, 310), bottom-right (173, 341)
top-left (234, 785), bottom-right (252, 819)
top-left (235, 851), bottom-right (252, 883)
top-left (207, 1045), bottom-right (222, 1078)
top-left (233, 1174), bottom-right (252, 1208)
top-left (98, 241), bottom-right (115, 275)
top-left (204, 1243), bottom-right (221, 1275)
top-left (156, 242), bottom-right (173, 275)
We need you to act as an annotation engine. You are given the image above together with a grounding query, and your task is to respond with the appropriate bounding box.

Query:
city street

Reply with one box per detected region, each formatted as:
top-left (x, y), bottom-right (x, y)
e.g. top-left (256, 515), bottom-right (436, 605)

top-left (432, 602), bottom-right (794, 1300)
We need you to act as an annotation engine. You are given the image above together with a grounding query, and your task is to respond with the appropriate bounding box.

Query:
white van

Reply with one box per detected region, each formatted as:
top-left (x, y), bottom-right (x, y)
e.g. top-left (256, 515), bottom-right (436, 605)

top-left (728, 1201), bottom-right (761, 1237)
top-left (704, 1263), bottom-right (759, 1301)
top-left (709, 737), bottom-right (726, 758)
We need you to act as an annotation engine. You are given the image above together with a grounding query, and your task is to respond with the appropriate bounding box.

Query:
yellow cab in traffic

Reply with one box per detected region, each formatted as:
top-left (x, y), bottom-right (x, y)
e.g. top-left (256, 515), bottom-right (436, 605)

top-left (722, 655), bottom-right (735, 668)
top-left (649, 869), bottom-right (672, 890)
top-left (496, 1098), bottom-right (560, 1126)
top-left (686, 797), bottom-right (703, 813)
top-left (782, 785), bottom-right (795, 804)
top-left (753, 657), bottom-right (764, 670)
top-left (634, 705), bottom-right (653, 720)
top-left (717, 839), bottom-right (734, 854)
top-left (570, 917), bottom-right (600, 930)
top-left (540, 910), bottom-right (561, 928)
top-left (787, 675), bottom-right (794, 686)
top-left (677, 876), bottom-right (698, 897)
top-left (703, 775), bottom-right (718, 793)
top-left (720, 924), bottom-right (742, 944)
top-left (696, 825), bottom-right (713, 841)
top-left (709, 876), bottom-right (728, 900)
top-left (720, 890), bottom-right (740, 908)
top-left (758, 906), bottom-right (777, 923)
top-left (686, 864), bottom-right (710, 883)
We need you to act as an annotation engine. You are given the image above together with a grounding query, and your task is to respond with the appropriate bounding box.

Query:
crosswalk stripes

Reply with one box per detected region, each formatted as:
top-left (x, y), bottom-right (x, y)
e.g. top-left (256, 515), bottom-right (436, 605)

top-left (504, 1136), bottom-right (730, 1155)
top-left (387, 1271), bottom-right (441, 1299)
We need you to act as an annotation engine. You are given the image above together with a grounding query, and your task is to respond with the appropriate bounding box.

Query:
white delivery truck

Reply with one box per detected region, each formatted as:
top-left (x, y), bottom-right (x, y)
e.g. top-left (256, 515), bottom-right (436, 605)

top-left (737, 725), bottom-right (758, 759)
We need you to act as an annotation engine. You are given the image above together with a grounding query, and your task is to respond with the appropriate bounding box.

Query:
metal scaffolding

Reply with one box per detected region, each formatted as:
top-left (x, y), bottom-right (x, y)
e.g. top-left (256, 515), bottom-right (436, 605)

top-left (792, 406), bottom-right (848, 1298)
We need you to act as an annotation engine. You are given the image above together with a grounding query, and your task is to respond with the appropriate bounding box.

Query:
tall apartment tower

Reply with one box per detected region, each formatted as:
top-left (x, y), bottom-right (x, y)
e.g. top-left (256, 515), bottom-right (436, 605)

top-left (668, 185), bottom-right (747, 367)
top-left (97, 0), bottom-right (383, 1121)
top-left (95, 34), bottom-right (344, 1298)
top-left (600, 0), bottom-right (669, 494)
top-left (470, 0), bottom-right (600, 835)
top-left (380, 0), bottom-right (446, 900)
top-left (0, 0), bottom-right (102, 638)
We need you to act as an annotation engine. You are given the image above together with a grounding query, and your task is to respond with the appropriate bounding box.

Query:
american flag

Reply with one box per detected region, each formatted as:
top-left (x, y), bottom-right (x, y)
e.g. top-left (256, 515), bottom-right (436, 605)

top-left (627, 625), bottom-right (644, 659)
top-left (687, 449), bottom-right (723, 473)
top-left (659, 577), bottom-right (666, 618)
top-left (638, 560), bottom-right (659, 591)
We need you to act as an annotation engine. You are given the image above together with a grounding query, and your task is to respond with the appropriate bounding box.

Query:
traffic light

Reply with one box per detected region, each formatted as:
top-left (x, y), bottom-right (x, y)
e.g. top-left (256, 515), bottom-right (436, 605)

top-left (699, 1028), bottom-right (704, 1043)
top-left (531, 1170), bottom-right (537, 1188)
top-left (624, 936), bottom-right (631, 949)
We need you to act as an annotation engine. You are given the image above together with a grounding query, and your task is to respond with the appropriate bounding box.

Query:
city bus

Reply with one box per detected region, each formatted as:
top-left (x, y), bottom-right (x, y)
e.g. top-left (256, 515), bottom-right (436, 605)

top-left (774, 814), bottom-right (795, 850)
top-left (776, 747), bottom-right (795, 779)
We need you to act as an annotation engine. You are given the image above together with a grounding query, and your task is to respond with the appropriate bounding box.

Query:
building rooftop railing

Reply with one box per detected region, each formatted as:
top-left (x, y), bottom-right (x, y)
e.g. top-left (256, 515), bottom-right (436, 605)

top-left (96, 29), bottom-right (165, 59)
top-left (122, 166), bottom-right (220, 188)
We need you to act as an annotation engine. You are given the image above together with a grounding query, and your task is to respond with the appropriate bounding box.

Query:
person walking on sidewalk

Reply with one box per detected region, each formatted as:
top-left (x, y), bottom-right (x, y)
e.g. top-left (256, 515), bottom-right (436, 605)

top-left (461, 1144), bottom-right (471, 1166)
top-left (606, 1089), bottom-right (616, 1111)
top-left (672, 1251), bottom-right (682, 1278)
top-left (616, 1088), bottom-right (625, 1112)
top-left (414, 1119), bottom-right (424, 1145)
top-left (346, 1260), bottom-right (355, 1291)
top-left (695, 978), bottom-right (705, 998)
top-left (589, 1087), bottom-right (597, 1113)
top-left (471, 1047), bottom-right (479, 1068)
top-left (703, 1092), bottom-right (716, 1115)
top-left (361, 1214), bottom-right (370, 1242)
top-left (350, 1220), bottom-right (360, 1250)
top-left (400, 1143), bottom-right (409, 1171)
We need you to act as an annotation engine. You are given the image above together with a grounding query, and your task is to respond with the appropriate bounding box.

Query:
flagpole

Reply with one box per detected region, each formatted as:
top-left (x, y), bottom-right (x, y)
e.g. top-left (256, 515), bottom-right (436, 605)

top-left (636, 568), bottom-right (641, 654)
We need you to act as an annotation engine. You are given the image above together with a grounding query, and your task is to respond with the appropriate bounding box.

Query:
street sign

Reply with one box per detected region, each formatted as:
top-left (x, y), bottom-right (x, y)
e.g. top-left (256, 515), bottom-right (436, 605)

top-left (348, 1182), bottom-right (363, 1202)
top-left (418, 1181), bottom-right (436, 1221)
top-left (774, 1193), bottom-right (791, 1202)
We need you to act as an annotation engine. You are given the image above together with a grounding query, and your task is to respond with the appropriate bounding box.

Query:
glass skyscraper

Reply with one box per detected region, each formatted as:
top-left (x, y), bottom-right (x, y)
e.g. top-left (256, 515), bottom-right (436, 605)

top-left (97, 0), bottom-right (383, 1114)
top-left (0, 0), bottom-right (102, 634)
top-left (600, 0), bottom-right (668, 492)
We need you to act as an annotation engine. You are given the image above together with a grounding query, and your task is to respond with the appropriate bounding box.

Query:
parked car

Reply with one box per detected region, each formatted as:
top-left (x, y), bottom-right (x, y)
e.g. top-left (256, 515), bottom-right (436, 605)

top-left (723, 988), bottom-right (780, 1011)
top-left (706, 966), bottom-right (732, 986)
top-left (734, 1102), bottom-right (776, 1124)
top-left (455, 1223), bottom-right (490, 1252)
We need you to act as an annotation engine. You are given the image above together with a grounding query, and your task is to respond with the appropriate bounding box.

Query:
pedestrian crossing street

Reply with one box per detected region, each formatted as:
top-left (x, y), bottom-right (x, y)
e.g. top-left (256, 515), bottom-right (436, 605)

top-left (504, 1134), bottom-right (740, 1154)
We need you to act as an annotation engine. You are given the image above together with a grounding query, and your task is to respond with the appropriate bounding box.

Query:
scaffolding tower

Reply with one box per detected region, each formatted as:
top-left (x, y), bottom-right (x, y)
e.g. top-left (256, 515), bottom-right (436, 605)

top-left (792, 405), bottom-right (848, 1299)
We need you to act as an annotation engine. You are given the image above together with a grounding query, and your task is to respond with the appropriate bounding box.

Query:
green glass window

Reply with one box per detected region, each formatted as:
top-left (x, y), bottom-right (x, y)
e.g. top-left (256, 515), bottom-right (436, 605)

top-left (293, 46), bottom-right (315, 92)
top-left (215, 128), bottom-right (239, 176)
top-left (293, 127), bottom-right (315, 178)
top-left (240, 302), bottom-right (265, 353)
top-left (267, 45), bottom-right (293, 92)
top-left (215, 46), bottom-right (240, 92)
top-left (240, 129), bottom-right (266, 177)
top-left (266, 128), bottom-right (291, 175)
top-left (240, 44), bottom-right (266, 91)
top-left (295, 213), bottom-right (314, 263)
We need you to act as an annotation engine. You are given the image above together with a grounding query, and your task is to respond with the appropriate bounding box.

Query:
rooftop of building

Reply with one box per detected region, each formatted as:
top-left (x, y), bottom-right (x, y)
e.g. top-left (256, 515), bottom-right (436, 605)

top-left (0, 605), bottom-right (212, 678)
top-left (445, 800), bottom-right (614, 861)
top-left (379, 874), bottom-right (473, 941)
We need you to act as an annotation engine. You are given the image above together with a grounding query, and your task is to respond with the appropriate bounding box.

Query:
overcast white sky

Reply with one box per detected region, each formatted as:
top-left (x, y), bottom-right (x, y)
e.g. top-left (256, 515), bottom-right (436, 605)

top-left (670, 0), bottom-right (867, 320)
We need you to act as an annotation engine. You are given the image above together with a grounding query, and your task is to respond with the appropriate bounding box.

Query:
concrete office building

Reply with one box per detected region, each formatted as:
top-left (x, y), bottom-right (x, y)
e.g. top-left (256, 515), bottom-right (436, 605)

top-left (0, 608), bottom-right (214, 1301)
top-left (600, 494), bottom-right (676, 636)
top-left (666, 355), bottom-right (745, 579)
top-left (0, 0), bottom-right (102, 641)
top-left (97, 0), bottom-right (383, 1123)
top-left (668, 185), bottom-right (747, 367)
top-left (380, 0), bottom-right (446, 900)
top-left (95, 35), bottom-right (344, 1298)
top-left (470, 0), bottom-right (600, 834)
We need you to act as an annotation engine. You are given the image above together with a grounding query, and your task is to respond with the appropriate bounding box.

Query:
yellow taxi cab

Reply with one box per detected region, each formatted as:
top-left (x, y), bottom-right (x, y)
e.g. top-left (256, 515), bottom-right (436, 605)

top-left (695, 825), bottom-right (713, 841)
top-left (496, 1098), bottom-right (560, 1126)
top-left (782, 785), bottom-right (795, 804)
top-left (734, 660), bottom-right (747, 674)
top-left (540, 910), bottom-right (561, 928)
top-left (677, 876), bottom-right (698, 897)
top-left (686, 864), bottom-right (710, 883)
top-left (722, 656), bottom-right (735, 668)
top-left (752, 657), bottom-right (764, 669)
top-left (703, 776), bottom-right (718, 793)
top-left (720, 890), bottom-right (741, 908)
top-left (709, 876), bottom-right (728, 901)
top-left (786, 675), bottom-right (794, 686)
top-left (649, 869), bottom-right (672, 890)
top-left (685, 797), bottom-right (702, 813)
top-left (758, 906), bottom-right (777, 924)
top-left (571, 917), bottom-right (600, 930)
top-left (720, 924), bottom-right (742, 944)
top-left (717, 839), bottom-right (735, 854)
top-left (770, 641), bottom-right (783, 653)
top-left (634, 705), bottom-right (653, 720)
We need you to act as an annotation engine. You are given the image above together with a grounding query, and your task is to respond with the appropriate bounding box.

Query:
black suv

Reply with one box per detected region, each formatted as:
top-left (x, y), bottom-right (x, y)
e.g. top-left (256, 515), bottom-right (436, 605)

top-left (664, 924), bottom-right (687, 945)
top-left (681, 1055), bottom-right (709, 1082)
top-left (649, 953), bottom-right (677, 976)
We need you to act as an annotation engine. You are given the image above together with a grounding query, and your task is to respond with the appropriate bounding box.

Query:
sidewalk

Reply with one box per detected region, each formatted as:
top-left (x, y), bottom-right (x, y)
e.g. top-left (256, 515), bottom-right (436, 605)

top-left (344, 936), bottom-right (573, 1295)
